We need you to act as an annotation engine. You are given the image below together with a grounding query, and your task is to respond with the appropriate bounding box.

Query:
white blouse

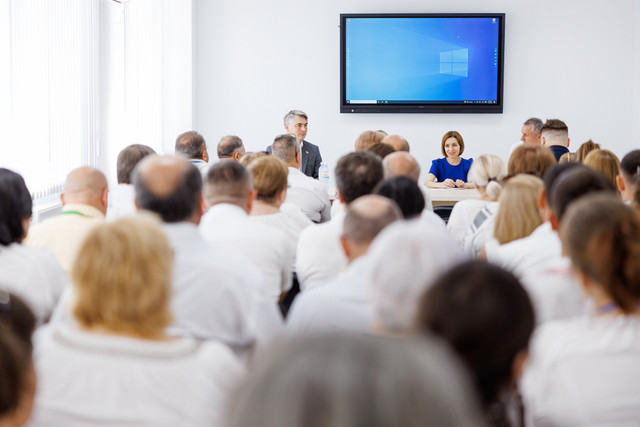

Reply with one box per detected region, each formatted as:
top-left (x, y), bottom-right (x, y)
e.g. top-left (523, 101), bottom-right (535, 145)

top-left (521, 316), bottom-right (640, 426)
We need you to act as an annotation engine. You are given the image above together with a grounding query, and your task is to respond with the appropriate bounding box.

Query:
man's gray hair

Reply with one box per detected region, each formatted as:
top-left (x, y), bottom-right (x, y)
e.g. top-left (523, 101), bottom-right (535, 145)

top-left (523, 118), bottom-right (543, 135)
top-left (204, 160), bottom-right (252, 207)
top-left (217, 135), bottom-right (244, 159)
top-left (175, 131), bottom-right (207, 160)
top-left (271, 134), bottom-right (299, 164)
top-left (343, 195), bottom-right (402, 245)
top-left (283, 110), bottom-right (308, 126)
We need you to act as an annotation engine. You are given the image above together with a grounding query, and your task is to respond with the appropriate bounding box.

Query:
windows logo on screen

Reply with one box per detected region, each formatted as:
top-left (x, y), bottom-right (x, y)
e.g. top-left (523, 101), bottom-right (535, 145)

top-left (439, 48), bottom-right (468, 77)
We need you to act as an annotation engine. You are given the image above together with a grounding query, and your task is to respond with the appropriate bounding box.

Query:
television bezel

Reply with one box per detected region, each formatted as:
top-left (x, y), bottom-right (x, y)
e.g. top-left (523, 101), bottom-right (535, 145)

top-left (340, 13), bottom-right (506, 114)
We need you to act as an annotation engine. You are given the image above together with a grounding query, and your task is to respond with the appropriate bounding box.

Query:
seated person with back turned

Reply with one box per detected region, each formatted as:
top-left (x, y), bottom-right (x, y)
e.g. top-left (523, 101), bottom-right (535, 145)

top-left (424, 131), bottom-right (473, 188)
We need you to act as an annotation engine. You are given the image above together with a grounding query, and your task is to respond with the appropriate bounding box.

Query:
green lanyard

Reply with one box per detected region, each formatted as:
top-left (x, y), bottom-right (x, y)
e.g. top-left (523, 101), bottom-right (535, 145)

top-left (60, 210), bottom-right (88, 217)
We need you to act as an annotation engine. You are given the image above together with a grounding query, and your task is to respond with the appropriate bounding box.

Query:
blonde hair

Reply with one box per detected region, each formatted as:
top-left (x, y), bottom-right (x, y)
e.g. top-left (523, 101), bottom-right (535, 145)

top-left (466, 154), bottom-right (506, 200)
top-left (576, 139), bottom-right (600, 163)
top-left (247, 156), bottom-right (288, 203)
top-left (507, 144), bottom-right (556, 177)
top-left (494, 175), bottom-right (544, 245)
top-left (558, 152), bottom-right (578, 164)
top-left (583, 149), bottom-right (620, 192)
top-left (72, 215), bottom-right (173, 338)
top-left (354, 130), bottom-right (386, 151)
top-left (239, 151), bottom-right (267, 167)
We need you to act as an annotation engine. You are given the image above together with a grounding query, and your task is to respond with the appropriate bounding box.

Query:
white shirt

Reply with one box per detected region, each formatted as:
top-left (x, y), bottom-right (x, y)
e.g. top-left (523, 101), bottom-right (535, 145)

top-left (287, 256), bottom-right (373, 334)
top-left (296, 211), bottom-right (347, 291)
top-left (285, 167), bottom-right (331, 223)
top-left (163, 222), bottom-right (284, 359)
top-left (200, 204), bottom-right (293, 301)
top-left (521, 316), bottom-right (640, 426)
top-left (249, 203), bottom-right (312, 268)
top-left (462, 201), bottom-right (498, 257)
top-left (30, 324), bottom-right (245, 427)
top-left (418, 182), bottom-right (434, 212)
top-left (26, 203), bottom-right (105, 276)
top-left (190, 158), bottom-right (209, 178)
top-left (447, 199), bottom-right (492, 244)
top-left (0, 243), bottom-right (67, 324)
top-left (106, 183), bottom-right (137, 221)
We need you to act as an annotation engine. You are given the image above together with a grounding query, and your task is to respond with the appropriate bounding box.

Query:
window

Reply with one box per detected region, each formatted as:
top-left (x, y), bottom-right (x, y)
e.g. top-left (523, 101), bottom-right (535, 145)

top-left (439, 48), bottom-right (469, 77)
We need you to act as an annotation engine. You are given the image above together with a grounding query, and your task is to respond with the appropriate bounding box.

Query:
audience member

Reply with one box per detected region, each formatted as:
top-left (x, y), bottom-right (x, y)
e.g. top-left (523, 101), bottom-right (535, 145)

top-left (200, 161), bottom-right (294, 302)
top-left (107, 144), bottom-right (156, 221)
top-left (521, 194), bottom-right (640, 425)
top-left (26, 167), bottom-right (108, 276)
top-left (30, 216), bottom-right (245, 426)
top-left (296, 151), bottom-right (383, 291)
top-left (367, 220), bottom-right (467, 333)
top-left (226, 334), bottom-right (484, 427)
top-left (373, 177), bottom-right (424, 220)
top-left (267, 110), bottom-right (322, 179)
top-left (217, 135), bottom-right (245, 161)
top-left (540, 119), bottom-right (570, 162)
top-left (382, 134), bottom-right (410, 152)
top-left (175, 130), bottom-right (210, 177)
top-left (491, 174), bottom-right (543, 246)
top-left (0, 169), bottom-right (67, 324)
top-left (246, 156), bottom-right (312, 266)
top-left (508, 117), bottom-right (543, 157)
top-left (418, 261), bottom-right (534, 426)
top-left (507, 144), bottom-right (556, 178)
top-left (287, 196), bottom-right (401, 333)
top-left (558, 151), bottom-right (577, 163)
top-left (575, 139), bottom-right (601, 163)
top-left (382, 151), bottom-right (434, 212)
top-left (271, 134), bottom-right (330, 223)
top-left (367, 142), bottom-right (395, 159)
top-left (616, 149), bottom-right (640, 203)
top-left (424, 130), bottom-right (473, 188)
top-left (448, 154), bottom-right (505, 243)
top-left (583, 149), bottom-right (620, 194)
top-left (239, 151), bottom-right (267, 167)
top-left (133, 155), bottom-right (283, 359)
top-left (486, 164), bottom-right (615, 323)
top-left (354, 130), bottom-right (386, 151)
top-left (0, 291), bottom-right (36, 427)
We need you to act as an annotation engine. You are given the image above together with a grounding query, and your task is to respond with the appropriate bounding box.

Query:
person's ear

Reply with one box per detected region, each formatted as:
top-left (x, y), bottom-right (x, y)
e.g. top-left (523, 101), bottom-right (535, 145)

top-left (246, 189), bottom-right (256, 213)
top-left (233, 151), bottom-right (241, 161)
top-left (549, 210), bottom-right (560, 231)
top-left (541, 135), bottom-right (547, 146)
top-left (202, 149), bottom-right (209, 163)
top-left (510, 350), bottom-right (529, 385)
top-left (337, 189), bottom-right (345, 204)
top-left (60, 193), bottom-right (66, 206)
top-left (566, 137), bottom-right (570, 148)
top-left (101, 187), bottom-right (109, 209)
top-left (616, 175), bottom-right (626, 193)
top-left (339, 234), bottom-right (351, 259)
top-left (296, 150), bottom-right (301, 165)
top-left (278, 188), bottom-right (287, 203)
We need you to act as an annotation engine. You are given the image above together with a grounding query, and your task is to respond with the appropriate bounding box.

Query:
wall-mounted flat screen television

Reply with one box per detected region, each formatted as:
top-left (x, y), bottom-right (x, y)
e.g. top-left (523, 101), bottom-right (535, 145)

top-left (340, 13), bottom-right (505, 114)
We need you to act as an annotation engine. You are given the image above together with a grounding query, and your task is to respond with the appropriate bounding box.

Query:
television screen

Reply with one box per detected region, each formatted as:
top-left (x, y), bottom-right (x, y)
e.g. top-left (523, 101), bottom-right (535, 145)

top-left (340, 13), bottom-right (505, 113)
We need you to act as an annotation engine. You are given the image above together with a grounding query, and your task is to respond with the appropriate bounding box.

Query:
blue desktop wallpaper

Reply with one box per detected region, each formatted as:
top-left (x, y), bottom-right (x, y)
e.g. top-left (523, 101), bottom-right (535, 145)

top-left (345, 17), bottom-right (500, 103)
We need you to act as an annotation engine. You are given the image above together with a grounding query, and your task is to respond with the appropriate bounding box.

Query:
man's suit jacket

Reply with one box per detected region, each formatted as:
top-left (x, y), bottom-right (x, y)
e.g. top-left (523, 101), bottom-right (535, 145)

top-left (267, 140), bottom-right (322, 179)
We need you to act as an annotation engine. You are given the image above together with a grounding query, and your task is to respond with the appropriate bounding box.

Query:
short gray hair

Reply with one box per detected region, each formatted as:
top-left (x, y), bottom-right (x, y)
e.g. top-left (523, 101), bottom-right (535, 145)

top-left (283, 110), bottom-right (308, 126)
top-left (226, 333), bottom-right (484, 427)
top-left (217, 135), bottom-right (244, 159)
top-left (523, 117), bottom-right (543, 135)
top-left (343, 195), bottom-right (401, 244)
top-left (271, 134), bottom-right (299, 163)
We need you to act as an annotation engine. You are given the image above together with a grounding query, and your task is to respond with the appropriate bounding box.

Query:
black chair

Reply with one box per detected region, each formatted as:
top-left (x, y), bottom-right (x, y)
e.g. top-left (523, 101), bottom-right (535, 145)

top-left (433, 205), bottom-right (454, 224)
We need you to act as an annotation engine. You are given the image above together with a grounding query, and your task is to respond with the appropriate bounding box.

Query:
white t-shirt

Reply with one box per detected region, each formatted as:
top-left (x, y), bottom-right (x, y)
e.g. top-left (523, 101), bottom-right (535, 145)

top-left (0, 243), bottom-right (67, 324)
top-left (521, 316), bottom-right (640, 426)
top-left (447, 199), bottom-right (492, 243)
top-left (285, 167), bottom-right (331, 223)
top-left (106, 184), bottom-right (137, 221)
top-left (30, 324), bottom-right (245, 427)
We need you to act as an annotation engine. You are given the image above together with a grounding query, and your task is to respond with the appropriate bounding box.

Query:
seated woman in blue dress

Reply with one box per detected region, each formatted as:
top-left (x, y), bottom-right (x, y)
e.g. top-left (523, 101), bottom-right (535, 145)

top-left (424, 131), bottom-right (473, 188)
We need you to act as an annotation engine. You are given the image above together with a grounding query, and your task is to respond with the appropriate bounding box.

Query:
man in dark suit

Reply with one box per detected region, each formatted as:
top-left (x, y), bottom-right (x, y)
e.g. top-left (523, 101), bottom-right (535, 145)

top-left (267, 110), bottom-right (322, 179)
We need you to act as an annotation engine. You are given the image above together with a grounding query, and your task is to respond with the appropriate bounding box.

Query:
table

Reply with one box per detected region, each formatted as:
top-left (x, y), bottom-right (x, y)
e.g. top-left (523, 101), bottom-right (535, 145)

top-left (428, 188), bottom-right (481, 207)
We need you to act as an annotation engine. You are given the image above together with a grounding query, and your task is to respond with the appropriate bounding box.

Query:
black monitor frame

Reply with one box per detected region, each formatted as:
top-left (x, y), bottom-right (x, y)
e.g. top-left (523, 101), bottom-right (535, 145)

top-left (340, 13), bottom-right (505, 114)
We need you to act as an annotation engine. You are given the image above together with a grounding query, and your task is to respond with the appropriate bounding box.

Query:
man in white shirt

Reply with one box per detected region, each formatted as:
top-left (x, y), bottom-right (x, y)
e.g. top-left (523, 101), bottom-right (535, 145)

top-left (271, 134), bottom-right (331, 223)
top-left (383, 151), bottom-right (434, 212)
top-left (216, 135), bottom-right (245, 161)
top-left (133, 155), bottom-right (283, 360)
top-left (107, 144), bottom-right (156, 221)
top-left (200, 160), bottom-right (293, 302)
top-left (26, 166), bottom-right (108, 276)
top-left (296, 151), bottom-right (383, 291)
top-left (175, 130), bottom-right (210, 177)
top-left (287, 195), bottom-right (401, 333)
top-left (486, 164), bottom-right (615, 322)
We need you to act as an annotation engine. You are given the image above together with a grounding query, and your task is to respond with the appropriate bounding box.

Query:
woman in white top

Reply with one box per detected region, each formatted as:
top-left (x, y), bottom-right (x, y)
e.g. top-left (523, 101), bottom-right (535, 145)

top-left (30, 215), bottom-right (245, 427)
top-left (521, 194), bottom-right (640, 425)
top-left (247, 156), bottom-right (312, 264)
top-left (0, 169), bottom-right (67, 324)
top-left (448, 154), bottom-right (505, 243)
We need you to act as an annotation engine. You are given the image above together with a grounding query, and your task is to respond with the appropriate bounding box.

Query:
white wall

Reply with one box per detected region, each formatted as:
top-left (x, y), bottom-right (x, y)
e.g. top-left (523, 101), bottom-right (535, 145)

top-left (194, 0), bottom-right (639, 179)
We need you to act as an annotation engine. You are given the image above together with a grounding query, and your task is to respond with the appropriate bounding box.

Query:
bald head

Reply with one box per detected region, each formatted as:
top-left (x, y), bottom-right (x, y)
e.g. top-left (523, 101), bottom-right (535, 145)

top-left (342, 195), bottom-right (401, 249)
top-left (383, 152), bottom-right (421, 182)
top-left (382, 135), bottom-right (410, 152)
top-left (133, 155), bottom-right (202, 223)
top-left (62, 167), bottom-right (108, 214)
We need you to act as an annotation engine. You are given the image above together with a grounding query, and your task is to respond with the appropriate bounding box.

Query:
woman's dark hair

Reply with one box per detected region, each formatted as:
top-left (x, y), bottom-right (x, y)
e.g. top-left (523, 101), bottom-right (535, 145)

top-left (0, 169), bottom-right (32, 246)
top-left (373, 176), bottom-right (425, 219)
top-left (0, 291), bottom-right (36, 351)
top-left (417, 261), bottom-right (535, 418)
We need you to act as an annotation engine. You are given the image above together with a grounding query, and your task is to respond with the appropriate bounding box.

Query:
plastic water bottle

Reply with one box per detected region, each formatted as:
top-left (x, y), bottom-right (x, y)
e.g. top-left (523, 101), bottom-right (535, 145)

top-left (319, 162), bottom-right (330, 184)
